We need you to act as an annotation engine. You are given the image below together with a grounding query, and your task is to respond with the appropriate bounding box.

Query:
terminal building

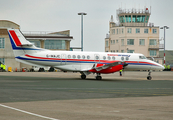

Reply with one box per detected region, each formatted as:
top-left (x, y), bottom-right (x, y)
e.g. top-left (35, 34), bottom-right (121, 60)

top-left (0, 20), bottom-right (73, 71)
top-left (105, 7), bottom-right (163, 64)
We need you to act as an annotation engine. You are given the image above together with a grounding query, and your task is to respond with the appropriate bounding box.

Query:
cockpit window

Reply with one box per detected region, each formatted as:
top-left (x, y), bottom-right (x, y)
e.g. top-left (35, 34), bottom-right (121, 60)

top-left (139, 56), bottom-right (147, 59)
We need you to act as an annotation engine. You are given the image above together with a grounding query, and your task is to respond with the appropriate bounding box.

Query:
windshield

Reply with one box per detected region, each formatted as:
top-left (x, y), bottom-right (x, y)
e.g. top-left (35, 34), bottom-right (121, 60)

top-left (139, 56), bottom-right (147, 59)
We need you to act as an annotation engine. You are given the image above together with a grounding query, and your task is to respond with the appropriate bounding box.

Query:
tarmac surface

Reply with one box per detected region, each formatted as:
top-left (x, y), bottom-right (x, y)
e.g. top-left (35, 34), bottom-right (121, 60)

top-left (0, 71), bottom-right (173, 120)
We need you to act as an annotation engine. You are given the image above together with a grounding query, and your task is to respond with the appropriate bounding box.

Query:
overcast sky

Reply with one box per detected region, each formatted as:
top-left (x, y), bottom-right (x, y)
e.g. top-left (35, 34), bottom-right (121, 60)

top-left (0, 0), bottom-right (172, 51)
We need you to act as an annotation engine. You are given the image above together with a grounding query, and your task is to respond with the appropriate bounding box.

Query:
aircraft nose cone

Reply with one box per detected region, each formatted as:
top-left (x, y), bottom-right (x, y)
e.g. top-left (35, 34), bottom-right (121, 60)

top-left (161, 65), bottom-right (165, 70)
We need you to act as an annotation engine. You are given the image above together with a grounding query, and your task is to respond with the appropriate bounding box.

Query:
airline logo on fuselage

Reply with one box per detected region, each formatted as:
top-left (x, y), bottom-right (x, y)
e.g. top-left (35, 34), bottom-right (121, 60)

top-left (107, 54), bottom-right (131, 57)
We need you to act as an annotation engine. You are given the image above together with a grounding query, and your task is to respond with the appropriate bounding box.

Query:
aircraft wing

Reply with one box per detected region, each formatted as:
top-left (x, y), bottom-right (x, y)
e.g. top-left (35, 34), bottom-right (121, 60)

top-left (95, 61), bottom-right (122, 71)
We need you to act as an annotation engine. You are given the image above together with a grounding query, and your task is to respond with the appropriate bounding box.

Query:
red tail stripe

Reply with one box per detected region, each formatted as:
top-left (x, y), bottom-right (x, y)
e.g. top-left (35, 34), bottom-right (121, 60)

top-left (9, 30), bottom-right (22, 46)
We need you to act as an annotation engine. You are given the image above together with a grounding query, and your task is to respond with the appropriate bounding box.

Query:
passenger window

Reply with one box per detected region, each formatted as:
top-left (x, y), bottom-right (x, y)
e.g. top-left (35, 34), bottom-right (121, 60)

top-left (112, 56), bottom-right (115, 60)
top-left (87, 55), bottom-right (90, 59)
top-left (95, 55), bottom-right (99, 60)
top-left (77, 55), bottom-right (81, 59)
top-left (103, 56), bottom-right (106, 60)
top-left (126, 56), bottom-right (129, 60)
top-left (121, 57), bottom-right (124, 61)
top-left (108, 56), bottom-right (111, 60)
top-left (68, 55), bottom-right (71, 59)
top-left (73, 55), bottom-right (76, 59)
top-left (82, 55), bottom-right (85, 59)
top-left (57, 55), bottom-right (60, 58)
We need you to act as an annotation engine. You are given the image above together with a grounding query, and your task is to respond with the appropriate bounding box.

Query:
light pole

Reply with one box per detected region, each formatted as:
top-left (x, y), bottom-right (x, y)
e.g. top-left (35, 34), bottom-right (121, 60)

top-left (78, 12), bottom-right (87, 51)
top-left (160, 26), bottom-right (169, 65)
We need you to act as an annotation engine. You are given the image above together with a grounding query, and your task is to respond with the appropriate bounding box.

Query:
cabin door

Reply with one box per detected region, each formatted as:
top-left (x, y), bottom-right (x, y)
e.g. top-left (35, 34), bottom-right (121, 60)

top-left (61, 54), bottom-right (66, 65)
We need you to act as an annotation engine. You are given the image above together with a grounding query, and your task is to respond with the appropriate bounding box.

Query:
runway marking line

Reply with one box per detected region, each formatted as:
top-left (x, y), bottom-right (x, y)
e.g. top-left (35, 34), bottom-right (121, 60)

top-left (0, 104), bottom-right (59, 120)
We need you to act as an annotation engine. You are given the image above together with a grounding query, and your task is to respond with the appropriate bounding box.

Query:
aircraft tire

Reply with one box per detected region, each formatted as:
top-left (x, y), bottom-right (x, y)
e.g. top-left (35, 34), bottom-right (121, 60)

top-left (96, 76), bottom-right (102, 80)
top-left (147, 76), bottom-right (152, 80)
top-left (81, 75), bottom-right (86, 79)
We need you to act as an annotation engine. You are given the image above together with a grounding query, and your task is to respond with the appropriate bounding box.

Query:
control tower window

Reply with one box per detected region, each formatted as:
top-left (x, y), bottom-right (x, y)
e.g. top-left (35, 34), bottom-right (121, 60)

top-left (137, 15), bottom-right (141, 23)
top-left (145, 16), bottom-right (149, 23)
top-left (128, 15), bottom-right (131, 22)
top-left (142, 15), bottom-right (145, 22)
top-left (132, 15), bottom-right (136, 22)
top-left (119, 16), bottom-right (125, 23)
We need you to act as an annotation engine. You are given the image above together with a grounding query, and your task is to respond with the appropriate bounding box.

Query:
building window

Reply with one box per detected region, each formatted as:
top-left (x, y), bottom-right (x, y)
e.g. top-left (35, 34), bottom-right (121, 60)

top-left (136, 28), bottom-right (140, 33)
top-left (152, 29), bottom-right (157, 34)
top-left (45, 40), bottom-right (66, 49)
top-left (122, 28), bottom-right (124, 34)
top-left (106, 41), bottom-right (109, 47)
top-left (127, 28), bottom-right (132, 33)
top-left (127, 50), bottom-right (134, 53)
top-left (139, 39), bottom-right (145, 45)
top-left (112, 29), bottom-right (115, 34)
top-left (113, 40), bottom-right (115, 44)
top-left (127, 39), bottom-right (134, 45)
top-left (0, 58), bottom-right (5, 64)
top-left (117, 29), bottom-right (118, 34)
top-left (0, 38), bottom-right (5, 49)
top-left (121, 50), bottom-right (124, 53)
top-left (144, 29), bottom-right (148, 33)
top-left (29, 40), bottom-right (41, 48)
top-left (116, 40), bottom-right (118, 43)
top-left (149, 39), bottom-right (157, 45)
top-left (111, 40), bottom-right (113, 44)
top-left (121, 39), bottom-right (124, 46)
top-left (150, 50), bottom-right (157, 56)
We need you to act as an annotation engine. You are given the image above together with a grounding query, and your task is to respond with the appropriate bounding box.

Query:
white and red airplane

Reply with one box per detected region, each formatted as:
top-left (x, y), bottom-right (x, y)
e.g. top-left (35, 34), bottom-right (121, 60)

top-left (7, 28), bottom-right (164, 80)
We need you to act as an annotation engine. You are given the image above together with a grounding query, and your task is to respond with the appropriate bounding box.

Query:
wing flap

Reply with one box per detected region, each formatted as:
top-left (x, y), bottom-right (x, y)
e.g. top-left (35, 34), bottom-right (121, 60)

top-left (95, 61), bottom-right (122, 71)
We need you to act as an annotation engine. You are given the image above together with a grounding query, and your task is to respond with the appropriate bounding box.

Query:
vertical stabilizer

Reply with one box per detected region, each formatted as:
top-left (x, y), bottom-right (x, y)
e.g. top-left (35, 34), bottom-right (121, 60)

top-left (7, 28), bottom-right (42, 57)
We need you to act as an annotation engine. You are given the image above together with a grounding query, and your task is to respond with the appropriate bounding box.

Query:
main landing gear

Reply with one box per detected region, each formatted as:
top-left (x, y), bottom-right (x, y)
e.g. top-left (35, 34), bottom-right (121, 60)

top-left (96, 73), bottom-right (102, 80)
top-left (80, 73), bottom-right (102, 80)
top-left (147, 70), bottom-right (152, 80)
top-left (81, 74), bottom-right (86, 79)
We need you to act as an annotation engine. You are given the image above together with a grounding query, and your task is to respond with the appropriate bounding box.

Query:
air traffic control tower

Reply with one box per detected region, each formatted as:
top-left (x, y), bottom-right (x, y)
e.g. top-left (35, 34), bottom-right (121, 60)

top-left (105, 7), bottom-right (163, 65)
top-left (116, 7), bottom-right (150, 26)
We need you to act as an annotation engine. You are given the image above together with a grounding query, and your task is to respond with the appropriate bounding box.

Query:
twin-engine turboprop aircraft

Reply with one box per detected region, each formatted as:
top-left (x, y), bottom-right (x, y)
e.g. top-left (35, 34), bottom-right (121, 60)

top-left (7, 29), bottom-right (164, 80)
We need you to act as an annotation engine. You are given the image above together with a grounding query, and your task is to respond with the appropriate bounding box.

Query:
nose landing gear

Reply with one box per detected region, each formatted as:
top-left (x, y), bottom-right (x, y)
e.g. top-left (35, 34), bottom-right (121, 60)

top-left (147, 70), bottom-right (152, 80)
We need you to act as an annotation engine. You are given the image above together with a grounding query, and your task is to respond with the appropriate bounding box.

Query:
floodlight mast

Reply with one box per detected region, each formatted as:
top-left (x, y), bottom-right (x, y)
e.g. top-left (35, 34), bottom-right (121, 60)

top-left (78, 12), bottom-right (87, 51)
top-left (160, 26), bottom-right (169, 65)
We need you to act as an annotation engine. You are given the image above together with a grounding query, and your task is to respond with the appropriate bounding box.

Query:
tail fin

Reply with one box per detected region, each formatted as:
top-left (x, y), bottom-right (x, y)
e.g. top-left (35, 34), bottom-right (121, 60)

top-left (7, 28), bottom-right (41, 57)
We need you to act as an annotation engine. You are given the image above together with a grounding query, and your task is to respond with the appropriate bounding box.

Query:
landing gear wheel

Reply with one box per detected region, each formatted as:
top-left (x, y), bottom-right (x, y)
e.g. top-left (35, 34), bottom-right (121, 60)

top-left (81, 75), bottom-right (86, 79)
top-left (147, 76), bottom-right (152, 80)
top-left (96, 76), bottom-right (102, 80)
